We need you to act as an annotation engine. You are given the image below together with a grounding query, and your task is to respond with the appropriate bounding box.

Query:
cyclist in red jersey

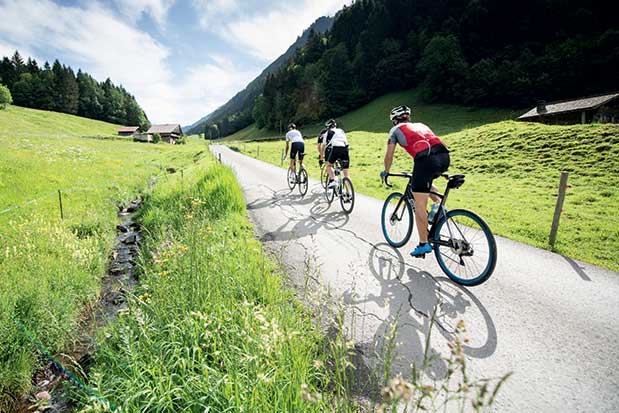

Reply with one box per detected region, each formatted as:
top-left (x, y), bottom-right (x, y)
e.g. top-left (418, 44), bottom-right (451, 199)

top-left (380, 105), bottom-right (450, 257)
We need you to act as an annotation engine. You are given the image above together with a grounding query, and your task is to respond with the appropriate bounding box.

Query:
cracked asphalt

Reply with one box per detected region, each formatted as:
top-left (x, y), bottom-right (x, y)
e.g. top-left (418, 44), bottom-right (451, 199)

top-left (211, 144), bottom-right (619, 412)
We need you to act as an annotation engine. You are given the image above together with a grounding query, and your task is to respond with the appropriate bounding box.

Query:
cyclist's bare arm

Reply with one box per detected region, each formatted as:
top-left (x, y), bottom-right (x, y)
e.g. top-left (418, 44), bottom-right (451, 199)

top-left (384, 143), bottom-right (396, 172)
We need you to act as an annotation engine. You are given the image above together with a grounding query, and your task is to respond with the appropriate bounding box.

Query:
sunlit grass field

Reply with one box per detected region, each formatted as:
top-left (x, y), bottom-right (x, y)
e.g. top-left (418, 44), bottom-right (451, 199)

top-left (229, 121), bottom-right (619, 272)
top-left (0, 105), bottom-right (207, 408)
top-left (223, 89), bottom-right (516, 141)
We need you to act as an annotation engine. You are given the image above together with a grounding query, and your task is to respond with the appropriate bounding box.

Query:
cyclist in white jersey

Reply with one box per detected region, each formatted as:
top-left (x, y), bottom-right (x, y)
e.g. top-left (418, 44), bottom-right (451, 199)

top-left (321, 119), bottom-right (350, 189)
top-left (284, 123), bottom-right (305, 170)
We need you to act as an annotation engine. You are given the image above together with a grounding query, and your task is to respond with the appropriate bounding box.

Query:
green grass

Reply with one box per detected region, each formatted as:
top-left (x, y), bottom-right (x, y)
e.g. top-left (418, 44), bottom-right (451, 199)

top-left (0, 106), bottom-right (208, 409)
top-left (229, 121), bottom-right (619, 272)
top-left (223, 90), bottom-right (516, 142)
top-left (0, 105), bottom-right (121, 138)
top-left (78, 161), bottom-right (358, 412)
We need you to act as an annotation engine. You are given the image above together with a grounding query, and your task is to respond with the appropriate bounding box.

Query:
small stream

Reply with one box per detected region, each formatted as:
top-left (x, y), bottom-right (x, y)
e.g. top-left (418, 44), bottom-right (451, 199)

top-left (20, 199), bottom-right (143, 412)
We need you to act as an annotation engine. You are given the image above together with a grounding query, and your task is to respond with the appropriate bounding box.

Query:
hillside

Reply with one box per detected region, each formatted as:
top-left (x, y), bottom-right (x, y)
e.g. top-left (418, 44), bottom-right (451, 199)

top-left (0, 104), bottom-right (121, 138)
top-left (230, 121), bottom-right (619, 272)
top-left (223, 89), bottom-right (516, 141)
top-left (185, 16), bottom-right (334, 135)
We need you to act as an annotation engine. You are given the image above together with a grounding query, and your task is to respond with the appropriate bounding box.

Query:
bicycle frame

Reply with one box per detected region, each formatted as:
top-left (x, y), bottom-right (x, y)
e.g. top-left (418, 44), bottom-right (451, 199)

top-left (384, 173), bottom-right (456, 248)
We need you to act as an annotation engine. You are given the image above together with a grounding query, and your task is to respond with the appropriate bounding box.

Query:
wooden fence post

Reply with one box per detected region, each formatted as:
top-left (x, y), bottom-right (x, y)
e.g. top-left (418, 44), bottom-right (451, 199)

top-left (257, 145), bottom-right (260, 158)
top-left (57, 189), bottom-right (64, 220)
top-left (549, 171), bottom-right (569, 249)
top-left (218, 153), bottom-right (222, 163)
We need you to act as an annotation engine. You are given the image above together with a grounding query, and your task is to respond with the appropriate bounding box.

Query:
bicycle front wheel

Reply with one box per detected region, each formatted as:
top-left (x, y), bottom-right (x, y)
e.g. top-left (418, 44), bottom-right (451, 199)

top-left (432, 209), bottom-right (497, 286)
top-left (381, 192), bottom-right (413, 247)
top-left (298, 168), bottom-right (308, 196)
top-left (287, 167), bottom-right (296, 190)
top-left (340, 177), bottom-right (355, 214)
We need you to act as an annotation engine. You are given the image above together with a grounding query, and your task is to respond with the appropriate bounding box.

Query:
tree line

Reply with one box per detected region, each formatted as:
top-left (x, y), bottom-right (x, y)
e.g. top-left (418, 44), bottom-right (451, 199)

top-left (0, 51), bottom-right (149, 128)
top-left (208, 0), bottom-right (618, 137)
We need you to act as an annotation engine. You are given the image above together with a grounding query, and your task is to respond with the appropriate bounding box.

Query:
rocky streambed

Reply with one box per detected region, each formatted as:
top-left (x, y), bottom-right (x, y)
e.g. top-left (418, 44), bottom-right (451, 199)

top-left (20, 199), bottom-right (143, 412)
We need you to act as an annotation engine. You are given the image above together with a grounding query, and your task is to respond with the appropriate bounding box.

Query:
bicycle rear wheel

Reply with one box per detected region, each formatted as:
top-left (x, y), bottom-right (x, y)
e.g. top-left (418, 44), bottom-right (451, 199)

top-left (320, 165), bottom-right (328, 189)
top-left (432, 209), bottom-right (497, 286)
top-left (287, 167), bottom-right (296, 190)
top-left (340, 177), bottom-right (355, 214)
top-left (298, 167), bottom-right (308, 196)
top-left (381, 192), bottom-right (413, 247)
top-left (325, 180), bottom-right (335, 203)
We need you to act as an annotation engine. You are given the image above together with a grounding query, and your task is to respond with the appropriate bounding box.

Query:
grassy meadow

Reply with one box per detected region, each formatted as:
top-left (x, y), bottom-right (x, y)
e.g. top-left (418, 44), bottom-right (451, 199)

top-left (229, 121), bottom-right (619, 272)
top-left (78, 162), bottom-right (361, 412)
top-left (223, 89), bottom-right (516, 142)
top-left (0, 106), bottom-right (208, 409)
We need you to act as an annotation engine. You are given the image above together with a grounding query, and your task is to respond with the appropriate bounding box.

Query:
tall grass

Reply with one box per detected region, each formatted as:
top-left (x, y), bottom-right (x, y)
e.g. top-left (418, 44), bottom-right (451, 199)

top-left (79, 162), bottom-right (360, 412)
top-left (0, 129), bottom-right (208, 409)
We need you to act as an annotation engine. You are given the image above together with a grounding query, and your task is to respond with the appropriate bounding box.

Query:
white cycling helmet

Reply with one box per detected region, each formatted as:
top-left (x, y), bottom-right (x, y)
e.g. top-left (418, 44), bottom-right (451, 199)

top-left (389, 105), bottom-right (411, 121)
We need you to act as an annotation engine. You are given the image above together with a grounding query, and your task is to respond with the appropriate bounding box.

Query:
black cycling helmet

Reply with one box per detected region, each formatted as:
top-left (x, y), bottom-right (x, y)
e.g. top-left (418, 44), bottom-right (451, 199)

top-left (288, 123), bottom-right (296, 129)
top-left (389, 105), bottom-right (411, 122)
top-left (325, 119), bottom-right (337, 128)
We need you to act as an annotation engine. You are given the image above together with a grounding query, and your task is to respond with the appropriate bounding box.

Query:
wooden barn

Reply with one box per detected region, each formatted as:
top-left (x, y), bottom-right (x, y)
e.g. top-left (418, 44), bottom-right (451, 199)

top-left (518, 92), bottom-right (619, 124)
top-left (117, 126), bottom-right (140, 136)
top-left (147, 124), bottom-right (183, 144)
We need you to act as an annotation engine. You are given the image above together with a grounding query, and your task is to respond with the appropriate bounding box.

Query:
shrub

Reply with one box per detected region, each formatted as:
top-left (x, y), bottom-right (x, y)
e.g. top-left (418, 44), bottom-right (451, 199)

top-left (0, 84), bottom-right (12, 109)
top-left (152, 133), bottom-right (161, 143)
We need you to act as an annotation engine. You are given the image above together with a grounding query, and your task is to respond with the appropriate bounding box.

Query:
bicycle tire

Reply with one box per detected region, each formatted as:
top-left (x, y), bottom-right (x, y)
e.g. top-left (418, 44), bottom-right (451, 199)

top-left (432, 209), bottom-right (497, 286)
top-left (325, 180), bottom-right (335, 203)
top-left (381, 192), bottom-right (414, 248)
top-left (287, 167), bottom-right (296, 190)
top-left (340, 177), bottom-right (355, 214)
top-left (320, 165), bottom-right (328, 189)
top-left (298, 168), bottom-right (308, 196)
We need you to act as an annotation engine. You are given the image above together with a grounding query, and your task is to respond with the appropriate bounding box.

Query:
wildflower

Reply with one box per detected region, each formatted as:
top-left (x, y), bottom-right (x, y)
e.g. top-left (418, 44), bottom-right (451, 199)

top-left (381, 376), bottom-right (414, 402)
top-left (300, 384), bottom-right (322, 402)
top-left (313, 360), bottom-right (324, 369)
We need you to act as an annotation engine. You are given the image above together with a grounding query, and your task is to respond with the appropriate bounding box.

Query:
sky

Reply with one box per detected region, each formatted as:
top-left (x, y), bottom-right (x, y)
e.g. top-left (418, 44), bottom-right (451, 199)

top-left (0, 0), bottom-right (350, 125)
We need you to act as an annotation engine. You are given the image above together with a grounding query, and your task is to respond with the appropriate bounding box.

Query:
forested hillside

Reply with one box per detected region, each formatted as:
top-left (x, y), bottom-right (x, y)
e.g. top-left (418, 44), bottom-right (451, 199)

top-left (207, 0), bottom-right (618, 138)
top-left (0, 51), bottom-right (149, 128)
top-left (186, 16), bottom-right (334, 136)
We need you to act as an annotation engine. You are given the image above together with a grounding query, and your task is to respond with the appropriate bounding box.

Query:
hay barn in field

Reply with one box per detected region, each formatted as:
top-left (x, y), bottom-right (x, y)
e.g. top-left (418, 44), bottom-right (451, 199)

top-left (117, 126), bottom-right (140, 136)
top-left (518, 92), bottom-right (619, 124)
top-left (147, 124), bottom-right (183, 144)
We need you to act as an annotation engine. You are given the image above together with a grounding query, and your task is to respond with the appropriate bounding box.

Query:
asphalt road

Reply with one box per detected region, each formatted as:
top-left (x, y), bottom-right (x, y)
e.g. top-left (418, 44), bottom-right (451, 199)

top-left (211, 144), bottom-right (619, 412)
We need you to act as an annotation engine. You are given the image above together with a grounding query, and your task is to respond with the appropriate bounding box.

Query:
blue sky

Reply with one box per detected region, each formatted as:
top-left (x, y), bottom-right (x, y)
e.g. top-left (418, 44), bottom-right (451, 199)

top-left (0, 0), bottom-right (349, 125)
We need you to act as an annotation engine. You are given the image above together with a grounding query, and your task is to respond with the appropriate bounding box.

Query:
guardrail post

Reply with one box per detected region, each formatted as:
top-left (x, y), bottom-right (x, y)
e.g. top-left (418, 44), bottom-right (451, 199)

top-left (58, 189), bottom-right (64, 220)
top-left (549, 171), bottom-right (569, 249)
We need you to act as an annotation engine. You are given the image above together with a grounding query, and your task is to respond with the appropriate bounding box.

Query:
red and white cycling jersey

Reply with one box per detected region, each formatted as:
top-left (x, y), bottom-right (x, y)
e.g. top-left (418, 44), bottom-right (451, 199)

top-left (388, 122), bottom-right (446, 159)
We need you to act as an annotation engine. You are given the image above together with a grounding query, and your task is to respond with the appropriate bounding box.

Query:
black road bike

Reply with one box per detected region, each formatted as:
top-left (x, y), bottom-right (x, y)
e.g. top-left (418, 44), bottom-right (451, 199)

top-left (325, 160), bottom-right (355, 214)
top-left (286, 160), bottom-right (308, 196)
top-left (381, 172), bottom-right (497, 286)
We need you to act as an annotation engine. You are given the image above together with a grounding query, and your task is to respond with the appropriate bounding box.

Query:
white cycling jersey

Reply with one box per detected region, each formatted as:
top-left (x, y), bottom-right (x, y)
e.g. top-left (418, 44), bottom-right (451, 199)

top-left (325, 127), bottom-right (348, 147)
top-left (285, 129), bottom-right (304, 143)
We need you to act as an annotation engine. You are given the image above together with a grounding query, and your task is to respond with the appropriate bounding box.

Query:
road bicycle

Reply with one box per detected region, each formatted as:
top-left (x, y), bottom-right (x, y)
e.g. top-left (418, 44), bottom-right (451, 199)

top-left (381, 172), bottom-right (497, 286)
top-left (325, 159), bottom-right (355, 214)
top-left (286, 157), bottom-right (308, 196)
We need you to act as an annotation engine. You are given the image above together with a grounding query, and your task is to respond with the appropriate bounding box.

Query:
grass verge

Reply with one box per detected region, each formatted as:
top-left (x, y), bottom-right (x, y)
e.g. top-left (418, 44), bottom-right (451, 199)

top-left (227, 121), bottom-right (619, 271)
top-left (78, 161), bottom-right (359, 412)
top-left (0, 131), bottom-right (208, 410)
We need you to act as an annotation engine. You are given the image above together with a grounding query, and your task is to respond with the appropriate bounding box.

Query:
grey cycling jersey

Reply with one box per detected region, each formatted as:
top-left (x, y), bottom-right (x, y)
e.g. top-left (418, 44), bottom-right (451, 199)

top-left (325, 127), bottom-right (348, 147)
top-left (285, 129), bottom-right (304, 143)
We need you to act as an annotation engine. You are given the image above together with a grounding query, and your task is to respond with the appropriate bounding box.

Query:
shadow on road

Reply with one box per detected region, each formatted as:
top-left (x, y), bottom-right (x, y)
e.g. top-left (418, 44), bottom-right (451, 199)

top-left (344, 243), bottom-right (497, 380)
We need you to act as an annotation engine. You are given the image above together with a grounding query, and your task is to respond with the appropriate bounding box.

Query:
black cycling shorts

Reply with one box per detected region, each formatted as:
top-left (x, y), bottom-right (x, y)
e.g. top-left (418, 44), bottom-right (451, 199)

top-left (290, 142), bottom-right (305, 160)
top-left (411, 152), bottom-right (450, 192)
top-left (326, 146), bottom-right (350, 169)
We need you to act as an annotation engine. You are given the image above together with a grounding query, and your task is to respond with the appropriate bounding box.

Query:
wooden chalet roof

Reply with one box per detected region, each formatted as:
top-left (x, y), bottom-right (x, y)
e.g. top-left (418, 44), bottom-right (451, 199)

top-left (147, 124), bottom-right (183, 134)
top-left (118, 126), bottom-right (140, 133)
top-left (519, 92), bottom-right (619, 120)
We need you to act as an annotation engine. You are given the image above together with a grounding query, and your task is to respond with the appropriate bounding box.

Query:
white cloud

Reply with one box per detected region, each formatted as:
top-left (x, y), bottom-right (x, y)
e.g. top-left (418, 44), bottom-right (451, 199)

top-left (219, 0), bottom-right (350, 61)
top-left (111, 0), bottom-right (176, 28)
top-left (192, 0), bottom-right (240, 29)
top-left (0, 0), bottom-right (257, 125)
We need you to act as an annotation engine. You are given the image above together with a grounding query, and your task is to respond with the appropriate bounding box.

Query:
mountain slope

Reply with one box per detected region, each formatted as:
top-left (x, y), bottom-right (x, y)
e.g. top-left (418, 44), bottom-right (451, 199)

top-left (185, 16), bottom-right (333, 135)
top-left (222, 89), bottom-right (516, 141)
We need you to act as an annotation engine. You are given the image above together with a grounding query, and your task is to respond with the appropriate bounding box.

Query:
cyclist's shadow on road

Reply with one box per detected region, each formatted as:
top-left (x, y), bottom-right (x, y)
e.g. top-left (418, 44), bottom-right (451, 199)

top-left (344, 243), bottom-right (497, 380)
top-left (254, 185), bottom-right (350, 242)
